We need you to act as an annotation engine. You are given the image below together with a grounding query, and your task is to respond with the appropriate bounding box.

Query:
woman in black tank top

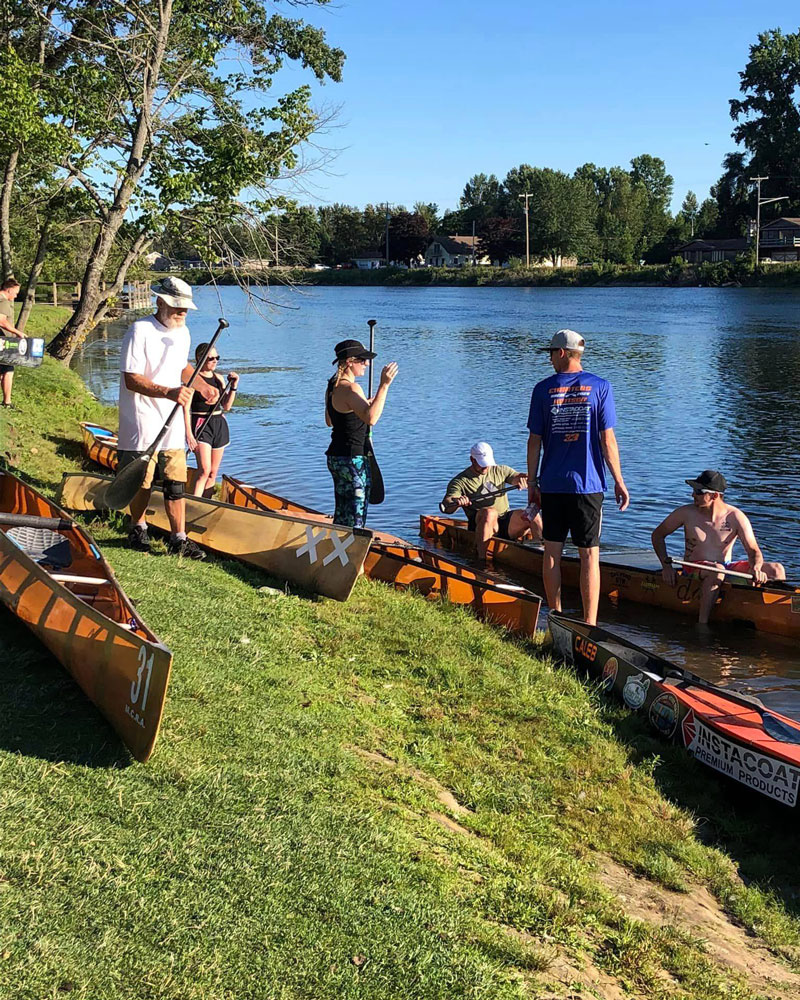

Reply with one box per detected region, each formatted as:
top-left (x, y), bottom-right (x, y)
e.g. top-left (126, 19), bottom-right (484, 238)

top-left (325, 338), bottom-right (398, 527)
top-left (187, 341), bottom-right (239, 497)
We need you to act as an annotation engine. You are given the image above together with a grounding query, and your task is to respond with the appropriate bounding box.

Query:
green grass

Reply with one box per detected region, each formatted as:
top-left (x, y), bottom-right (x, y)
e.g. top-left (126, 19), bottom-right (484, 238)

top-left (1, 337), bottom-right (800, 999)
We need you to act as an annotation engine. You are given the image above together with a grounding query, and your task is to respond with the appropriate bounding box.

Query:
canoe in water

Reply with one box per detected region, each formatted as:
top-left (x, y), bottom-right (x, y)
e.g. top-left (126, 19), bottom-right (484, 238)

top-left (220, 476), bottom-right (542, 637)
top-left (0, 468), bottom-right (172, 761)
top-left (548, 612), bottom-right (800, 808)
top-left (420, 514), bottom-right (800, 639)
top-left (58, 472), bottom-right (372, 602)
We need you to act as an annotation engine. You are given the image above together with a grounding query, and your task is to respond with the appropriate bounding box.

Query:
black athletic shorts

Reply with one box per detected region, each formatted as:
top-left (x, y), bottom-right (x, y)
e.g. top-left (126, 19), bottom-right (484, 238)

top-left (192, 413), bottom-right (230, 450)
top-left (540, 492), bottom-right (603, 548)
top-left (0, 363), bottom-right (14, 374)
top-left (467, 509), bottom-right (513, 540)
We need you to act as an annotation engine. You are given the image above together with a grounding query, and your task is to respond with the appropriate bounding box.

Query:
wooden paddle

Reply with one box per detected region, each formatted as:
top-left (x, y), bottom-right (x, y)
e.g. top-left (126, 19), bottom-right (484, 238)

top-left (105, 318), bottom-right (229, 510)
top-left (365, 318), bottom-right (385, 505)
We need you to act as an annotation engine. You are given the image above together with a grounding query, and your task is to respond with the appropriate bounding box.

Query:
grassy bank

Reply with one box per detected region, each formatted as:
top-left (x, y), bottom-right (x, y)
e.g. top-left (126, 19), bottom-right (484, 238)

top-left (169, 258), bottom-right (800, 289)
top-left (2, 325), bottom-right (800, 998)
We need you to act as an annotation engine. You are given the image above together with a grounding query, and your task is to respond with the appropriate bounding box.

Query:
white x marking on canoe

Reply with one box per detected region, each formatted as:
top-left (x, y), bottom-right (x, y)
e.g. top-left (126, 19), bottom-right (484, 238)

top-left (296, 526), bottom-right (328, 563)
top-left (322, 532), bottom-right (354, 568)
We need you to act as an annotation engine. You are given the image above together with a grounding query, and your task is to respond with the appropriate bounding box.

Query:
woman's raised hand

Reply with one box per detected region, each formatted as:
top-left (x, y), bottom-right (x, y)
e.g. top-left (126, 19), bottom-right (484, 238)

top-left (380, 362), bottom-right (398, 386)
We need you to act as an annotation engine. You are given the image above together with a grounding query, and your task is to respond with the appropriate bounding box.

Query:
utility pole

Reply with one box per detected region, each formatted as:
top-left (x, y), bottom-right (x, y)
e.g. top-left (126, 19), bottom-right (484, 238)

top-left (274, 224), bottom-right (279, 267)
top-left (385, 203), bottom-right (390, 267)
top-left (750, 176), bottom-right (787, 266)
top-left (519, 193), bottom-right (531, 267)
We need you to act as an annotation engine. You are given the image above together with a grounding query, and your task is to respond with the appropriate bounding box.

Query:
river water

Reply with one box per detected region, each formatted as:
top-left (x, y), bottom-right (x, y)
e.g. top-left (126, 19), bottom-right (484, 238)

top-left (73, 284), bottom-right (800, 713)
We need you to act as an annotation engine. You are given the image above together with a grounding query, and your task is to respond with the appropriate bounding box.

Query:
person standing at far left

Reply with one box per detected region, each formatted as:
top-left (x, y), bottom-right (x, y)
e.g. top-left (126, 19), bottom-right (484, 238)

top-left (0, 278), bottom-right (22, 408)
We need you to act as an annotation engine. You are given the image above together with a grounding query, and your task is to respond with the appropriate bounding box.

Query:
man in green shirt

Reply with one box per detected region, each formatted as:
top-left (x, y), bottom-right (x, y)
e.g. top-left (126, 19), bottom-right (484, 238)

top-left (441, 441), bottom-right (541, 561)
top-left (0, 278), bottom-right (21, 408)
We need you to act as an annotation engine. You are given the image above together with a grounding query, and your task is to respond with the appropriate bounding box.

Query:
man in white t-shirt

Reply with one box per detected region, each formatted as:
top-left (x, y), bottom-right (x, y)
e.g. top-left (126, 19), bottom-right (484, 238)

top-left (118, 276), bottom-right (218, 557)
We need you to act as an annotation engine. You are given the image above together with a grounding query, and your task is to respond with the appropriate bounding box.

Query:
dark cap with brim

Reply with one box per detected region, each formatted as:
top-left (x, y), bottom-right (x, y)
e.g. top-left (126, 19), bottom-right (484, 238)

top-left (332, 339), bottom-right (377, 364)
top-left (685, 469), bottom-right (727, 493)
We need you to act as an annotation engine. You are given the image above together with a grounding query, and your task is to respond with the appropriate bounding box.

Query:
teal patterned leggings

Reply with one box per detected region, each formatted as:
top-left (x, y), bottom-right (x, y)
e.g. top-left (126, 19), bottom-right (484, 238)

top-left (327, 454), bottom-right (371, 527)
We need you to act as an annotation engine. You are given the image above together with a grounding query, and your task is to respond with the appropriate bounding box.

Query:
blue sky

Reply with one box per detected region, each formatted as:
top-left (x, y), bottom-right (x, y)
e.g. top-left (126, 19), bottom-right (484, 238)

top-left (274, 0), bottom-right (800, 215)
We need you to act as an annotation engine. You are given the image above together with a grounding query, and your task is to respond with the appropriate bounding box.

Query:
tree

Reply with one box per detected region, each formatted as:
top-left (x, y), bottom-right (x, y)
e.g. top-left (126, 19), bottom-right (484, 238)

top-left (696, 198), bottom-right (719, 237)
top-left (477, 216), bottom-right (523, 264)
top-left (19, 0), bottom-right (345, 362)
top-left (729, 28), bottom-right (800, 216)
top-left (680, 191), bottom-right (699, 237)
top-left (459, 173), bottom-right (502, 227)
top-left (317, 204), bottom-right (369, 265)
top-left (438, 209), bottom-right (466, 234)
top-left (710, 152), bottom-right (752, 237)
top-left (412, 201), bottom-right (439, 233)
top-left (630, 154), bottom-right (673, 257)
top-left (387, 211), bottom-right (429, 265)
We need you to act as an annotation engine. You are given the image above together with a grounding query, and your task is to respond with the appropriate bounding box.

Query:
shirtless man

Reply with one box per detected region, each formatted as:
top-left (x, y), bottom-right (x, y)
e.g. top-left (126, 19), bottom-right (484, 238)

top-left (651, 469), bottom-right (785, 624)
top-left (441, 442), bottom-right (542, 562)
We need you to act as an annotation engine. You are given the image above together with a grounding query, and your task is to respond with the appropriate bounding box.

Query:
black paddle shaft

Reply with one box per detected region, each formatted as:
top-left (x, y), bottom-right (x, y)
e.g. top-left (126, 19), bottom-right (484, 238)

top-left (146, 317), bottom-right (229, 457)
top-left (367, 319), bottom-right (376, 398)
top-left (194, 375), bottom-right (235, 444)
top-left (439, 482), bottom-right (521, 514)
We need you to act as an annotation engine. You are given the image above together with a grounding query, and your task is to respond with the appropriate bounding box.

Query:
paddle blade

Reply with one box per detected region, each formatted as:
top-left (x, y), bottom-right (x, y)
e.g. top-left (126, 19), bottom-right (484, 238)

top-left (105, 454), bottom-right (150, 510)
top-left (368, 451), bottom-right (385, 505)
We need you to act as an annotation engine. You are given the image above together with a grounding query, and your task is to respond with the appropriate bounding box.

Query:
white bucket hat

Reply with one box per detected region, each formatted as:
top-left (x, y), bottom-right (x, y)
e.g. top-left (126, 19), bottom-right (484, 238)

top-left (153, 276), bottom-right (197, 310)
top-left (470, 442), bottom-right (495, 468)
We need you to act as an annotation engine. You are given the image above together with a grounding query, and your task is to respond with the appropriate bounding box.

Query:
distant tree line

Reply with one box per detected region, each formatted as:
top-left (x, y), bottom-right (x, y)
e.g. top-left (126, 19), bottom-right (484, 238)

top-left (3, 17), bottom-right (800, 360)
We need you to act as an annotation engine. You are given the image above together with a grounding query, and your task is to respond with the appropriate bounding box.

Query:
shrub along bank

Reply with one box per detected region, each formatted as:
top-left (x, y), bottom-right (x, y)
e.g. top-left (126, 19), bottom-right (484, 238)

top-left (1, 314), bottom-right (800, 999)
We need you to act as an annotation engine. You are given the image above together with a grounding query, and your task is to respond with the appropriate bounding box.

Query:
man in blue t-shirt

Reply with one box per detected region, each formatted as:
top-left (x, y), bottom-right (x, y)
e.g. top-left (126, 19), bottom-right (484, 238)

top-left (526, 329), bottom-right (629, 625)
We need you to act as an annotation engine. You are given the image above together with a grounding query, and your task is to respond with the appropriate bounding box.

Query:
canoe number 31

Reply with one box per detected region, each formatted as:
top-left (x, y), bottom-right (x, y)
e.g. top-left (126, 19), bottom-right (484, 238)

top-left (126, 646), bottom-right (153, 728)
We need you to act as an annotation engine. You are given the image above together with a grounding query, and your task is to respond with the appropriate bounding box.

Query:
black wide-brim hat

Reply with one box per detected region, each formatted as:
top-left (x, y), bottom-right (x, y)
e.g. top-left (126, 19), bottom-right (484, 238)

top-left (685, 469), bottom-right (727, 492)
top-left (332, 339), bottom-right (377, 364)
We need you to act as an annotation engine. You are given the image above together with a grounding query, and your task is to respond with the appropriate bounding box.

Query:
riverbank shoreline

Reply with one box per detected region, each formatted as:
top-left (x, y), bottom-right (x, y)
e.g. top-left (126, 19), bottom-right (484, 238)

top-left (167, 258), bottom-right (800, 290)
top-left (2, 310), bottom-right (800, 998)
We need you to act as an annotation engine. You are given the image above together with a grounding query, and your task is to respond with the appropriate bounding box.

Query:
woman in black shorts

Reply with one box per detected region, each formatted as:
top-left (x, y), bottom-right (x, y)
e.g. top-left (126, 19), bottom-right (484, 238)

top-left (188, 342), bottom-right (239, 497)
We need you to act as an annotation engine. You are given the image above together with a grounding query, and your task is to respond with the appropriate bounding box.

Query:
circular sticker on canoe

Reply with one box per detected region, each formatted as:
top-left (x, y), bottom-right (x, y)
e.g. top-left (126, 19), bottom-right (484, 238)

top-left (17, 338), bottom-right (27, 356)
top-left (622, 672), bottom-right (650, 710)
top-left (649, 691), bottom-right (680, 738)
top-left (600, 656), bottom-right (618, 691)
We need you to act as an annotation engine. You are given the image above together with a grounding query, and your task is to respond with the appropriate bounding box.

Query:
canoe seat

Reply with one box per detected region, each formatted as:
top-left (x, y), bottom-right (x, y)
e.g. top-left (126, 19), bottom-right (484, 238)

top-left (6, 525), bottom-right (72, 570)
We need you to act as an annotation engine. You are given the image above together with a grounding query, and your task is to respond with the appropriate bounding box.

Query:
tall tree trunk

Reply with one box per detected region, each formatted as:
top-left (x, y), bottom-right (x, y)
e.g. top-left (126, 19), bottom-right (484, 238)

top-left (17, 216), bottom-right (52, 331)
top-left (46, 0), bottom-right (172, 364)
top-left (0, 150), bottom-right (20, 280)
top-left (91, 231), bottom-right (151, 327)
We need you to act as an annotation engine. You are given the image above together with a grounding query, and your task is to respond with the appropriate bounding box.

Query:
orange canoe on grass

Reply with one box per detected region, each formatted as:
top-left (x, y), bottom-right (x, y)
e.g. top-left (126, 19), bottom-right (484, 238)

top-left (220, 476), bottom-right (542, 638)
top-left (0, 468), bottom-right (172, 761)
top-left (421, 514), bottom-right (800, 640)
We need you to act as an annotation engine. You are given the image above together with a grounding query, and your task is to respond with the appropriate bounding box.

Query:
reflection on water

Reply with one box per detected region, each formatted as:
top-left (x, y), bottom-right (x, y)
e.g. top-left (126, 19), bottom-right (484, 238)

top-left (74, 285), bottom-right (800, 711)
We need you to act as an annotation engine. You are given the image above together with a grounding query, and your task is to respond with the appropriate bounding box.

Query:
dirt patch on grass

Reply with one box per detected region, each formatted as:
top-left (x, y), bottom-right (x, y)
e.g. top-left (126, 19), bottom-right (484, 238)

top-left (349, 745), bottom-right (473, 816)
top-left (598, 856), bottom-right (800, 998)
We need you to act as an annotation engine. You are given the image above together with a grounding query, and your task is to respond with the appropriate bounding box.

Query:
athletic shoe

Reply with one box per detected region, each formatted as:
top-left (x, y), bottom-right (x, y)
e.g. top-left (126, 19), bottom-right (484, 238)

top-left (127, 525), bottom-right (152, 552)
top-left (167, 536), bottom-right (206, 560)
